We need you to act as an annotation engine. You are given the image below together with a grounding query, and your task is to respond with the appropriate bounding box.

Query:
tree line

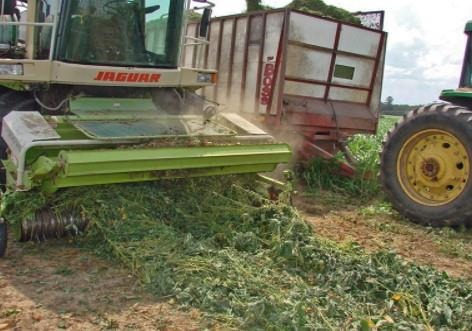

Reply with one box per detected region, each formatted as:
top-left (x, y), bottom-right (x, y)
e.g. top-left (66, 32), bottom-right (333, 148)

top-left (381, 96), bottom-right (420, 116)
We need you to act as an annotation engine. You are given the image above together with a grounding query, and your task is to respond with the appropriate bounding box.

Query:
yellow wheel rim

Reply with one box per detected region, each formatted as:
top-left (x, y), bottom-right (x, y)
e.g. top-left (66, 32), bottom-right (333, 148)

top-left (397, 129), bottom-right (470, 206)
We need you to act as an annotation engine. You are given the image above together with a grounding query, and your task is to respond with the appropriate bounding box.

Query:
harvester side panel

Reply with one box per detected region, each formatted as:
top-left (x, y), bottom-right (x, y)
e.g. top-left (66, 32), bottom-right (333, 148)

top-left (184, 9), bottom-right (387, 160)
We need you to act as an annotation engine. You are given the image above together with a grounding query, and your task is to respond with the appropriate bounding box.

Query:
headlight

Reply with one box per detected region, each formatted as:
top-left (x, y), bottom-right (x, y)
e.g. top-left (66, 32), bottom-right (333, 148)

top-left (0, 64), bottom-right (23, 76)
top-left (197, 72), bottom-right (217, 84)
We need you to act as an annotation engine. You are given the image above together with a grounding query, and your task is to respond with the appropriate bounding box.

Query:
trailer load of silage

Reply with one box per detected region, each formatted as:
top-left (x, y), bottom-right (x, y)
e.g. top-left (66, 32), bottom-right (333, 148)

top-left (3, 176), bottom-right (472, 330)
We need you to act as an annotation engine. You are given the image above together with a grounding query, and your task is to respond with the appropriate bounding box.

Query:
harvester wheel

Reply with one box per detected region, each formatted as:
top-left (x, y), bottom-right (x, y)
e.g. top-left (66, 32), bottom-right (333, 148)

top-left (0, 219), bottom-right (7, 257)
top-left (381, 103), bottom-right (472, 227)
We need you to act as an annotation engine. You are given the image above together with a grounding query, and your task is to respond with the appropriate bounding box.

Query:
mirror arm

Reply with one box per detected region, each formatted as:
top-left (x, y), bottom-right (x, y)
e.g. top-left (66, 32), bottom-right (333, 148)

top-left (199, 8), bottom-right (212, 38)
top-left (192, 0), bottom-right (215, 10)
top-left (145, 5), bottom-right (160, 14)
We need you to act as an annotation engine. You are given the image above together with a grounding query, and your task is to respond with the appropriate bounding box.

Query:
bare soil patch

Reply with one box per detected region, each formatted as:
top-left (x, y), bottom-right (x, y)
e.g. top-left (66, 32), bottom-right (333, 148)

top-left (0, 236), bottom-right (210, 331)
top-left (295, 194), bottom-right (472, 279)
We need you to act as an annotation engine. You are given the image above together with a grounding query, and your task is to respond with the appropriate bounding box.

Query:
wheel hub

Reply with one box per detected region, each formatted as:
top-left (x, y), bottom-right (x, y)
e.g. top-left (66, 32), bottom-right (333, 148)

top-left (397, 129), bottom-right (470, 206)
top-left (421, 158), bottom-right (440, 178)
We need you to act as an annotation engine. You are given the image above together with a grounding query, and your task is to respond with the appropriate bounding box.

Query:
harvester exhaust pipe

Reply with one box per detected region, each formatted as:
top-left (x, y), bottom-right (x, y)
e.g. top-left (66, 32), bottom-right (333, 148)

top-left (20, 209), bottom-right (88, 242)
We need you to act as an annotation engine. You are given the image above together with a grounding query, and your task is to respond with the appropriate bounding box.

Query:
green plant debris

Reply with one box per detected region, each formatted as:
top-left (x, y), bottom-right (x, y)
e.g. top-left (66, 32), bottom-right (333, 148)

top-left (54, 266), bottom-right (74, 276)
top-left (3, 176), bottom-right (472, 329)
top-left (288, 0), bottom-right (361, 25)
top-left (302, 116), bottom-right (399, 200)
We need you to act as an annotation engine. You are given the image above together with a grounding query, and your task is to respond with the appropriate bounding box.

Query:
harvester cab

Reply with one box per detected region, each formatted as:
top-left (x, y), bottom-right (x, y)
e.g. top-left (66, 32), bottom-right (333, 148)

top-left (0, 0), bottom-right (23, 57)
top-left (0, 0), bottom-right (291, 256)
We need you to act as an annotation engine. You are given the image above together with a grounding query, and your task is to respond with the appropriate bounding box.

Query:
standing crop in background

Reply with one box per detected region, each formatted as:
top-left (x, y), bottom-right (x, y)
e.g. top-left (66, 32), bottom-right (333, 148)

top-left (302, 117), bottom-right (399, 200)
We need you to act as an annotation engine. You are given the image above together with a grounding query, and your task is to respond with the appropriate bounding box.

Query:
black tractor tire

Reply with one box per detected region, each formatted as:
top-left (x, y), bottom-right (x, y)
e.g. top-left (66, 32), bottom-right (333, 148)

top-left (0, 220), bottom-right (7, 257)
top-left (381, 103), bottom-right (472, 227)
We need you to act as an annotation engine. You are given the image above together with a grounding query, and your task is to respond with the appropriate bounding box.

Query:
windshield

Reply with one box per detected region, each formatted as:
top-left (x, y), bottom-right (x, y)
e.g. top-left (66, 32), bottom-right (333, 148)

top-left (461, 33), bottom-right (472, 88)
top-left (56, 0), bottom-right (186, 68)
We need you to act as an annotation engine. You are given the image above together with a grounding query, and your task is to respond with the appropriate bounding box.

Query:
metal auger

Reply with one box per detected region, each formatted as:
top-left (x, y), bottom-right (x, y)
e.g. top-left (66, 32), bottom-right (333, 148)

top-left (20, 209), bottom-right (88, 242)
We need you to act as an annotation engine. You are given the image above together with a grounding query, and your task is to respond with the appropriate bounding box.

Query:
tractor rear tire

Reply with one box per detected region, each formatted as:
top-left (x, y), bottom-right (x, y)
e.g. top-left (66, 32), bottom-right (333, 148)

top-left (0, 220), bottom-right (7, 257)
top-left (381, 103), bottom-right (472, 227)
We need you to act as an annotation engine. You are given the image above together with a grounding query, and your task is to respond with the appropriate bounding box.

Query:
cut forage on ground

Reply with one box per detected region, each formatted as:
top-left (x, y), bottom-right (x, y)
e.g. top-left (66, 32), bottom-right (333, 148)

top-left (3, 176), bottom-right (471, 330)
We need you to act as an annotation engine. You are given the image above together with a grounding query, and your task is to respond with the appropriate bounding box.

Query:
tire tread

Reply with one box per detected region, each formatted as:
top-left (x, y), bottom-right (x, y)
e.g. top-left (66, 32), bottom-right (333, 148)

top-left (381, 103), bottom-right (472, 227)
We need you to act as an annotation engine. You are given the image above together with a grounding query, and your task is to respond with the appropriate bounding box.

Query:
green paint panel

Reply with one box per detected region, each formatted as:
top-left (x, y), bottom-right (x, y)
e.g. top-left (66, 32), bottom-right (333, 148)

top-left (45, 164), bottom-right (279, 191)
top-left (333, 64), bottom-right (355, 80)
top-left (60, 144), bottom-right (291, 177)
top-left (466, 21), bottom-right (472, 33)
top-left (75, 119), bottom-right (190, 138)
top-left (72, 117), bottom-right (235, 139)
top-left (70, 97), bottom-right (157, 114)
top-left (67, 97), bottom-right (238, 140)
top-left (16, 143), bottom-right (291, 192)
top-left (440, 89), bottom-right (472, 99)
top-left (0, 82), bottom-right (25, 91)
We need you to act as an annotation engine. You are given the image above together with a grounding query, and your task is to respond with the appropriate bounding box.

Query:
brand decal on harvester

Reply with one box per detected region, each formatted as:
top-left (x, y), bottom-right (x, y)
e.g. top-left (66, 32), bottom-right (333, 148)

top-left (94, 71), bottom-right (161, 83)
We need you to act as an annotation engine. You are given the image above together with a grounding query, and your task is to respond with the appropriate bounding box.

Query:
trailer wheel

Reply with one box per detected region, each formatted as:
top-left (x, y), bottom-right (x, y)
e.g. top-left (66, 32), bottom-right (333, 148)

top-left (381, 103), bottom-right (472, 227)
top-left (0, 219), bottom-right (7, 257)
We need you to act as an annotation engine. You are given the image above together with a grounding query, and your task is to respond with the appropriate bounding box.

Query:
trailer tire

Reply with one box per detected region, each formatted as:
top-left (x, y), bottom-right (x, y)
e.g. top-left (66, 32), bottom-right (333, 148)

top-left (381, 103), bottom-right (472, 227)
top-left (0, 220), bottom-right (7, 257)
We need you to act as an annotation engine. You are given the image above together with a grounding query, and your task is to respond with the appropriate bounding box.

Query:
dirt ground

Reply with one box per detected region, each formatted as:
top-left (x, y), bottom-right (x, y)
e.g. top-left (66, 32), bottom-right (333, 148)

top-left (1, 192), bottom-right (471, 330)
top-left (0, 240), bottom-right (209, 331)
top-left (295, 193), bottom-right (472, 279)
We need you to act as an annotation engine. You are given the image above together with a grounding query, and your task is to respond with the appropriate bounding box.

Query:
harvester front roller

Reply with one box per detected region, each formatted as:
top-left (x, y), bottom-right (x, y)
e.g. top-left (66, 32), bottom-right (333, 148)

top-left (381, 103), bottom-right (472, 227)
top-left (0, 209), bottom-right (87, 257)
top-left (20, 209), bottom-right (88, 243)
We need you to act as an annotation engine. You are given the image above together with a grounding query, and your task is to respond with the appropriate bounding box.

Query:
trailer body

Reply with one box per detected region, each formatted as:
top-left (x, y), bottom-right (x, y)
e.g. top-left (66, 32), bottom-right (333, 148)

top-left (184, 9), bottom-right (387, 168)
